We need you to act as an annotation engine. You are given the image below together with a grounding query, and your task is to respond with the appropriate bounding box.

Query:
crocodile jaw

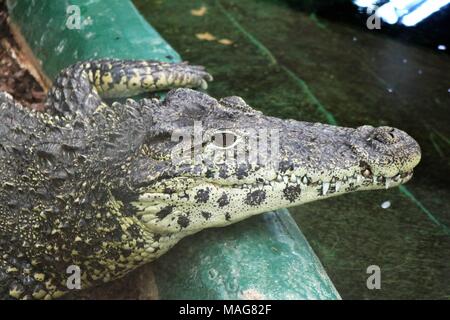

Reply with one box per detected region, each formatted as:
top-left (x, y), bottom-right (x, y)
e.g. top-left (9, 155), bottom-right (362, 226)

top-left (133, 166), bottom-right (416, 234)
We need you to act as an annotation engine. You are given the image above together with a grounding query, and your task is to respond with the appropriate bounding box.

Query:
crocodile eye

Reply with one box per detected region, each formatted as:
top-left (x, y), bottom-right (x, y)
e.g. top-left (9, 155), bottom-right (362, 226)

top-left (211, 130), bottom-right (238, 149)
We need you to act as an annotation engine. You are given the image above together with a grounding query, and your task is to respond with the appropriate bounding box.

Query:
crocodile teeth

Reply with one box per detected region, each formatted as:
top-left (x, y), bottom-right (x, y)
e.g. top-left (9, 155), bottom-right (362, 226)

top-left (356, 175), bottom-right (363, 184)
top-left (335, 181), bottom-right (341, 192)
top-left (322, 182), bottom-right (330, 195)
top-left (302, 176), bottom-right (308, 185)
top-left (290, 174), bottom-right (297, 183)
top-left (276, 175), bottom-right (283, 182)
top-left (385, 178), bottom-right (391, 189)
top-left (330, 183), bottom-right (336, 193)
top-left (283, 176), bottom-right (289, 184)
top-left (362, 169), bottom-right (371, 177)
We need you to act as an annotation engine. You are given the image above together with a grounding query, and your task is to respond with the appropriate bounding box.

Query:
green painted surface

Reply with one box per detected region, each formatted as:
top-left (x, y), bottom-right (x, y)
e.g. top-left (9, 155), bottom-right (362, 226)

top-left (134, 0), bottom-right (450, 299)
top-left (7, 0), bottom-right (180, 79)
top-left (154, 209), bottom-right (339, 299)
top-left (7, 0), bottom-right (340, 299)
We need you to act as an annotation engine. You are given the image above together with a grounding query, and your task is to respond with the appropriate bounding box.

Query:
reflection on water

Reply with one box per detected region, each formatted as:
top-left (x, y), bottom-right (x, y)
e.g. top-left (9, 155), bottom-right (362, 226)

top-left (354, 0), bottom-right (450, 27)
top-left (135, 0), bottom-right (450, 299)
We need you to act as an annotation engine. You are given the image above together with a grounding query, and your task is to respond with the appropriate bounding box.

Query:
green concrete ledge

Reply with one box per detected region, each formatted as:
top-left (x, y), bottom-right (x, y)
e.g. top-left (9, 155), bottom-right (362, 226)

top-left (6, 0), bottom-right (340, 300)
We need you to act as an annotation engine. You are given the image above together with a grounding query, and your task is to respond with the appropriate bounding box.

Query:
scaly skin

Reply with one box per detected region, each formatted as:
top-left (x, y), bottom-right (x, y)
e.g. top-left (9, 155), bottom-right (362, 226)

top-left (0, 59), bottom-right (421, 299)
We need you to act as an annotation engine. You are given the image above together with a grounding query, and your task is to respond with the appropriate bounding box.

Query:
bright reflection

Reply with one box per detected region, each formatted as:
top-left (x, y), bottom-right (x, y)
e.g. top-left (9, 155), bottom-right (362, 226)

top-left (354, 0), bottom-right (450, 26)
top-left (376, 2), bottom-right (399, 24)
top-left (401, 0), bottom-right (450, 26)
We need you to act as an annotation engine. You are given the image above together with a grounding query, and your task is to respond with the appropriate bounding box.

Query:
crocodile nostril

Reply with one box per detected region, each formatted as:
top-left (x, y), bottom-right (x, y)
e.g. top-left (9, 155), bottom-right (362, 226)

top-left (388, 128), bottom-right (395, 139)
top-left (373, 127), bottom-right (397, 144)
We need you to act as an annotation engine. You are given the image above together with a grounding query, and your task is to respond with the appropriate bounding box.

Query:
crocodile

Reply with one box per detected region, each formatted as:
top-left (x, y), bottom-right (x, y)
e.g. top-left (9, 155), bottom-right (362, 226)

top-left (0, 59), bottom-right (421, 299)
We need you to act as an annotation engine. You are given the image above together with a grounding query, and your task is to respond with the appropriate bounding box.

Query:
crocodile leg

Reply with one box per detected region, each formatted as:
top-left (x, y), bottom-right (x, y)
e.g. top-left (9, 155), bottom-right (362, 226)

top-left (45, 59), bottom-right (213, 117)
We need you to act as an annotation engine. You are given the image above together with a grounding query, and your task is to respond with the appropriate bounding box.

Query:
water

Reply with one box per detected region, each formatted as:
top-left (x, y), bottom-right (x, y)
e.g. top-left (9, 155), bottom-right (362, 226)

top-left (134, 0), bottom-right (450, 299)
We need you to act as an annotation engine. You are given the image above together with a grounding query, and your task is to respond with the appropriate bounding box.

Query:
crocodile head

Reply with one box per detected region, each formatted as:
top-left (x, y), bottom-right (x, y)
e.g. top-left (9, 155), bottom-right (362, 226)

top-left (130, 89), bottom-right (421, 235)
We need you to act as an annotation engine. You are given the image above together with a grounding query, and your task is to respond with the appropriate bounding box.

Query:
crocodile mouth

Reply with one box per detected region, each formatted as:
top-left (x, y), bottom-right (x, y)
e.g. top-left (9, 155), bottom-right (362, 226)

top-left (221, 169), bottom-right (414, 194)
top-left (171, 169), bottom-right (415, 196)
top-left (136, 161), bottom-right (415, 204)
